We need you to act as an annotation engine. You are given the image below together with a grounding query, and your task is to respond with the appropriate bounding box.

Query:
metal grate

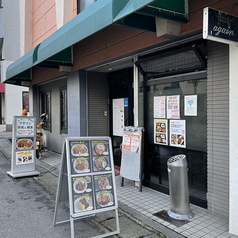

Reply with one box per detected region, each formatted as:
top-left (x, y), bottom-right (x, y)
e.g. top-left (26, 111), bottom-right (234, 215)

top-left (136, 45), bottom-right (207, 79)
top-left (168, 154), bottom-right (186, 163)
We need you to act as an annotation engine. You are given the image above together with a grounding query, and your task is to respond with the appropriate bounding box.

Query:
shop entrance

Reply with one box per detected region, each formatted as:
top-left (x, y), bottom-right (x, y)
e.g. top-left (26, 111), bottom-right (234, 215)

top-left (143, 79), bottom-right (207, 208)
top-left (108, 68), bottom-right (134, 166)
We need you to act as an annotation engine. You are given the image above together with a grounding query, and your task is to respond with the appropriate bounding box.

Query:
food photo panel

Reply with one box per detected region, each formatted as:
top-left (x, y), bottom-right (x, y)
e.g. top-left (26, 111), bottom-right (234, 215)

top-left (72, 176), bottom-right (93, 195)
top-left (71, 157), bottom-right (91, 174)
top-left (93, 174), bottom-right (113, 191)
top-left (73, 194), bottom-right (94, 213)
top-left (91, 140), bottom-right (109, 156)
top-left (95, 190), bottom-right (114, 210)
top-left (92, 156), bottom-right (111, 172)
top-left (70, 141), bottom-right (89, 157)
top-left (16, 138), bottom-right (34, 150)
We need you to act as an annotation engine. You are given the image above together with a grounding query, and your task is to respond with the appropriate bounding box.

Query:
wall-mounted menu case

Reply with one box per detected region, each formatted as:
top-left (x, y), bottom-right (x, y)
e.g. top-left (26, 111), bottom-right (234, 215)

top-left (66, 137), bottom-right (118, 217)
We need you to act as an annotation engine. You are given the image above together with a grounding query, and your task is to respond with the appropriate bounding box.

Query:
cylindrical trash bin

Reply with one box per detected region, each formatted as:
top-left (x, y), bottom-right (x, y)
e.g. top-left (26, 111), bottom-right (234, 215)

top-left (167, 154), bottom-right (194, 220)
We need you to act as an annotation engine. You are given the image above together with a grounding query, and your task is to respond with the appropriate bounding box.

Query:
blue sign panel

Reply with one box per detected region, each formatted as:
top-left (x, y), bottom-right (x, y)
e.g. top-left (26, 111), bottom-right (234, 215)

top-left (124, 98), bottom-right (128, 107)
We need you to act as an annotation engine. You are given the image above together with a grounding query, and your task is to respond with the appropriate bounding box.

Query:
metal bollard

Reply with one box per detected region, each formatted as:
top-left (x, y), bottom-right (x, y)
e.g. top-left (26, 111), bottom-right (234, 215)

top-left (167, 154), bottom-right (194, 220)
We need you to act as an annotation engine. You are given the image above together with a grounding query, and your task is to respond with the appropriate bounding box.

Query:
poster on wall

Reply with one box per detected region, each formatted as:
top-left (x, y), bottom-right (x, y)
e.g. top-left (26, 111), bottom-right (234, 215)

top-left (185, 95), bottom-right (197, 116)
top-left (112, 98), bottom-right (124, 136)
top-left (167, 95), bottom-right (180, 119)
top-left (154, 119), bottom-right (168, 145)
top-left (154, 96), bottom-right (166, 118)
top-left (169, 120), bottom-right (186, 148)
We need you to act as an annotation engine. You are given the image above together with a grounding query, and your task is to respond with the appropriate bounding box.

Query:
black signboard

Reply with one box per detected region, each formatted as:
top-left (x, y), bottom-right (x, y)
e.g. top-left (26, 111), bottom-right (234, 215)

top-left (203, 7), bottom-right (238, 44)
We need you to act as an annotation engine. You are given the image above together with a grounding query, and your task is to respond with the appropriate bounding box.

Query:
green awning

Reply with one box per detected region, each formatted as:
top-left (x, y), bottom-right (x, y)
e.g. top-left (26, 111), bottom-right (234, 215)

top-left (5, 47), bottom-right (36, 84)
top-left (35, 0), bottom-right (119, 66)
top-left (5, 0), bottom-right (118, 84)
top-left (5, 0), bottom-right (189, 85)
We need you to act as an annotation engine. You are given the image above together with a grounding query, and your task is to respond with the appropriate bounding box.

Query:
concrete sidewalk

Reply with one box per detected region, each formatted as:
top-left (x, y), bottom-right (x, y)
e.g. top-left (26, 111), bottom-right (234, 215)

top-left (0, 133), bottom-right (171, 238)
top-left (1, 132), bottom-right (237, 238)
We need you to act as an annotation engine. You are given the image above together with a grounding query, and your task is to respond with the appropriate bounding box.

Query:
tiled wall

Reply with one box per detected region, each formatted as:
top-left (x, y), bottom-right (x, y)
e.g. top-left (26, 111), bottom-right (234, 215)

top-left (207, 42), bottom-right (229, 219)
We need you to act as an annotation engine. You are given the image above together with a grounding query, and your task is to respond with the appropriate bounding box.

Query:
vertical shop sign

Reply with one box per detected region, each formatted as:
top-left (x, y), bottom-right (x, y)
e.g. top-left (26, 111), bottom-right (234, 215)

top-left (185, 95), bottom-right (197, 116)
top-left (7, 116), bottom-right (40, 178)
top-left (167, 95), bottom-right (180, 119)
top-left (154, 96), bottom-right (166, 118)
top-left (113, 98), bottom-right (124, 136)
top-left (169, 120), bottom-right (186, 148)
top-left (154, 119), bottom-right (168, 145)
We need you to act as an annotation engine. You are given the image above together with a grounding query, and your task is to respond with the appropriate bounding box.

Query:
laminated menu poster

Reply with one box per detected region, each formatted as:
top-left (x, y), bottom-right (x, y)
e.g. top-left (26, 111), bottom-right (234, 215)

top-left (169, 120), bottom-right (186, 148)
top-left (154, 119), bottom-right (168, 145)
top-left (154, 96), bottom-right (166, 118)
top-left (167, 95), bottom-right (180, 119)
top-left (65, 137), bottom-right (117, 217)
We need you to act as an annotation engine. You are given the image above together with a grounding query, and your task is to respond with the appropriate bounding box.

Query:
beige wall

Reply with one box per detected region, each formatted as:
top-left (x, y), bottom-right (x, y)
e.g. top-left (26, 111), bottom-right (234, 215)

top-left (31, 0), bottom-right (76, 47)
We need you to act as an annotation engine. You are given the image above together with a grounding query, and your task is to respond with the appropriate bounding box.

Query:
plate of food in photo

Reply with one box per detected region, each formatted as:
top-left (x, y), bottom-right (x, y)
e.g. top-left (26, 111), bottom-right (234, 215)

top-left (73, 159), bottom-right (89, 173)
top-left (94, 157), bottom-right (108, 170)
top-left (74, 196), bottom-right (93, 212)
top-left (16, 139), bottom-right (33, 149)
top-left (73, 179), bottom-right (87, 194)
top-left (94, 143), bottom-right (108, 155)
top-left (96, 192), bottom-right (113, 207)
top-left (97, 177), bottom-right (111, 190)
top-left (71, 143), bottom-right (88, 156)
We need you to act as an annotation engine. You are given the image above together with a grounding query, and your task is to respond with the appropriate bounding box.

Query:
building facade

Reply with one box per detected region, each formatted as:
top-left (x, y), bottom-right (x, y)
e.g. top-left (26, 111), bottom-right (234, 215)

top-left (3, 0), bottom-right (238, 236)
top-left (0, 0), bottom-right (29, 131)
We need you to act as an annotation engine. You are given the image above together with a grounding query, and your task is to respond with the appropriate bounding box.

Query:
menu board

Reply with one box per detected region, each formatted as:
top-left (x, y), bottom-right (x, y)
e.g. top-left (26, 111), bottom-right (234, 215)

top-left (65, 137), bottom-right (118, 217)
top-left (7, 116), bottom-right (40, 178)
top-left (120, 127), bottom-right (144, 192)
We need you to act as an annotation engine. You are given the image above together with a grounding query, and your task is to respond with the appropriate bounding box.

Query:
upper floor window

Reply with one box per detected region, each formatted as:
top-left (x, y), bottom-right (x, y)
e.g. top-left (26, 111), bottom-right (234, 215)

top-left (60, 87), bottom-right (68, 134)
top-left (22, 91), bottom-right (29, 111)
top-left (41, 90), bottom-right (51, 131)
top-left (77, 0), bottom-right (96, 13)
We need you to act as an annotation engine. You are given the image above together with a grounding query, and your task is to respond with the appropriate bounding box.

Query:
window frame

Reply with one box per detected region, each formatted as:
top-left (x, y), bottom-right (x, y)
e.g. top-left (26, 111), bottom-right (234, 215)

top-left (41, 90), bottom-right (51, 131)
top-left (60, 87), bottom-right (68, 134)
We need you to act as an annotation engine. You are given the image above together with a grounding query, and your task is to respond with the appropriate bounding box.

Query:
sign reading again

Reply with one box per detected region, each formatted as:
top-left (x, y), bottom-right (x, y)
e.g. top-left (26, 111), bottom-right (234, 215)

top-left (203, 7), bottom-right (238, 45)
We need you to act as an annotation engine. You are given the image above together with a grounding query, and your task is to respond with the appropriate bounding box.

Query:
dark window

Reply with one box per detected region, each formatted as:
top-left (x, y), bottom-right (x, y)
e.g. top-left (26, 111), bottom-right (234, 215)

top-left (41, 91), bottom-right (51, 130)
top-left (77, 0), bottom-right (96, 13)
top-left (22, 91), bottom-right (29, 111)
top-left (60, 87), bottom-right (68, 133)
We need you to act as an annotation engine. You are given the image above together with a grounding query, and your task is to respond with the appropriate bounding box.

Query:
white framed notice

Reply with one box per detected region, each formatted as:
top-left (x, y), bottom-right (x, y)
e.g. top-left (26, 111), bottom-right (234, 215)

top-left (154, 96), bottom-right (166, 118)
top-left (113, 98), bottom-right (124, 136)
top-left (167, 95), bottom-right (180, 119)
top-left (169, 120), bottom-right (186, 148)
top-left (185, 95), bottom-right (197, 116)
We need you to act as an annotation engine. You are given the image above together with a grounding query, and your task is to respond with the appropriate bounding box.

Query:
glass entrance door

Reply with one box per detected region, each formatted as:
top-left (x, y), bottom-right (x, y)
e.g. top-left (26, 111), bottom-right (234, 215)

top-left (108, 68), bottom-right (134, 166)
top-left (143, 79), bottom-right (207, 207)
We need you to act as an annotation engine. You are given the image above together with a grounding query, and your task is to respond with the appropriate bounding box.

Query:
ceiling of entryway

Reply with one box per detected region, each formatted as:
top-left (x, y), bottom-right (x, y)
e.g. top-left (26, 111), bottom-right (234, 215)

top-left (87, 56), bottom-right (134, 73)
